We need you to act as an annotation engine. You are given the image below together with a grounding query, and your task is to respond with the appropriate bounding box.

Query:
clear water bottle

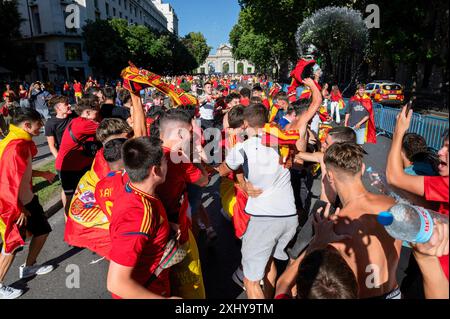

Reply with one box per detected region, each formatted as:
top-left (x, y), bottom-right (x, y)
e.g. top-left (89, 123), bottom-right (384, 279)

top-left (366, 167), bottom-right (409, 204)
top-left (378, 203), bottom-right (449, 243)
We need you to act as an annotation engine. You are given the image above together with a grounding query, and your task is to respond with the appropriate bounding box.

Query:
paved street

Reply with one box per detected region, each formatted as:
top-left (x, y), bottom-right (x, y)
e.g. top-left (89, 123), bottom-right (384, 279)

top-left (3, 134), bottom-right (413, 299)
top-left (32, 134), bottom-right (52, 167)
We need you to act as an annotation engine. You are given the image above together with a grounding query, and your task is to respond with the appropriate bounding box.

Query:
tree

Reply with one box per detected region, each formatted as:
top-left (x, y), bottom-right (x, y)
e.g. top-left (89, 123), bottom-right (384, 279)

top-left (82, 19), bottom-right (130, 78)
top-left (182, 32), bottom-right (211, 67)
top-left (0, 0), bottom-right (35, 77)
top-left (230, 8), bottom-right (284, 76)
top-left (83, 18), bottom-right (198, 77)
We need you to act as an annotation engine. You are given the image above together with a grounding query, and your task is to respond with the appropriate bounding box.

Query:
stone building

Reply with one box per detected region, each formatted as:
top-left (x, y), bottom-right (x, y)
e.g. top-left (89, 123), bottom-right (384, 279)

top-left (16, 0), bottom-right (178, 82)
top-left (197, 44), bottom-right (254, 75)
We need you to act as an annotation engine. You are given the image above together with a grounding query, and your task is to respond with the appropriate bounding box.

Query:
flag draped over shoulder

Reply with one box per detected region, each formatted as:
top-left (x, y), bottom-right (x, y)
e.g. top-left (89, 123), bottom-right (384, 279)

top-left (261, 123), bottom-right (300, 146)
top-left (64, 149), bottom-right (112, 258)
top-left (218, 134), bottom-right (250, 239)
top-left (268, 104), bottom-right (281, 123)
top-left (121, 62), bottom-right (198, 107)
top-left (268, 84), bottom-right (282, 122)
top-left (350, 94), bottom-right (377, 144)
top-left (0, 125), bottom-right (37, 254)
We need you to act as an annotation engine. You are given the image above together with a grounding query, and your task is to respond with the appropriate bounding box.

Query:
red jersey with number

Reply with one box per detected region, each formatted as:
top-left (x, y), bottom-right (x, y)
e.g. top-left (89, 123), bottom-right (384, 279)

top-left (109, 182), bottom-right (170, 298)
top-left (95, 170), bottom-right (129, 223)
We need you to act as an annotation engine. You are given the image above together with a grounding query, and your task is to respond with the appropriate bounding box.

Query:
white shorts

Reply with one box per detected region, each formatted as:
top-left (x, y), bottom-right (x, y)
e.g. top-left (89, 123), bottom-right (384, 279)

top-left (241, 216), bottom-right (298, 282)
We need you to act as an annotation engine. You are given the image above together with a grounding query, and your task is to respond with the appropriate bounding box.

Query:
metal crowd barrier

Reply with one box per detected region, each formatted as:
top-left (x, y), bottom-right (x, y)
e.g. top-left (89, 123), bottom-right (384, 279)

top-left (266, 84), bottom-right (448, 151)
top-left (373, 104), bottom-right (448, 151)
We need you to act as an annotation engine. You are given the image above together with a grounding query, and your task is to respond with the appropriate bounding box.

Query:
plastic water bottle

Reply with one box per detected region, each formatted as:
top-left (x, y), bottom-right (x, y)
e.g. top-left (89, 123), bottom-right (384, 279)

top-left (366, 167), bottom-right (409, 204)
top-left (378, 203), bottom-right (449, 243)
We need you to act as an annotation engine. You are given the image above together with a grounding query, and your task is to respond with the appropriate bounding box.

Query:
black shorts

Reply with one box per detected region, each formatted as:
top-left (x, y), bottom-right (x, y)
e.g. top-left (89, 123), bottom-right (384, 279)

top-left (23, 196), bottom-right (52, 238)
top-left (57, 168), bottom-right (89, 196)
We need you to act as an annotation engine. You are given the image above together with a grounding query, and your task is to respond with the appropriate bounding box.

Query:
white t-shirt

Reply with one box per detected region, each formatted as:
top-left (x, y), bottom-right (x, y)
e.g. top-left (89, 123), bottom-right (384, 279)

top-left (199, 94), bottom-right (215, 120)
top-left (225, 136), bottom-right (297, 217)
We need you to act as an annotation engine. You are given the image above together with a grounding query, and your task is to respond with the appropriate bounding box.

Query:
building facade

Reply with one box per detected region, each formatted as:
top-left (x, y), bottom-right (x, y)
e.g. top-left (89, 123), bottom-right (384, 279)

top-left (197, 44), bottom-right (255, 75)
top-left (16, 0), bottom-right (177, 82)
top-left (152, 0), bottom-right (178, 35)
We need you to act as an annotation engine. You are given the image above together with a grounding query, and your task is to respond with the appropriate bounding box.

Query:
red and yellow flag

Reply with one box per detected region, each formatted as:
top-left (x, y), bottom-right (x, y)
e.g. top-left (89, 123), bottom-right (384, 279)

top-left (350, 94), bottom-right (377, 144)
top-left (64, 149), bottom-right (113, 258)
top-left (0, 125), bottom-right (37, 254)
top-left (121, 62), bottom-right (198, 107)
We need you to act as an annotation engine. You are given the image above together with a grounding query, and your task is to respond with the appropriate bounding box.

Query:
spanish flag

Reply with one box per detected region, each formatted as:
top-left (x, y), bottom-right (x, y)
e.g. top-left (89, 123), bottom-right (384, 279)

top-left (0, 125), bottom-right (37, 254)
top-left (268, 104), bottom-right (281, 123)
top-left (268, 83), bottom-right (282, 108)
top-left (121, 62), bottom-right (198, 107)
top-left (350, 94), bottom-right (377, 144)
top-left (261, 124), bottom-right (300, 167)
top-left (64, 149), bottom-right (112, 258)
top-left (261, 123), bottom-right (300, 146)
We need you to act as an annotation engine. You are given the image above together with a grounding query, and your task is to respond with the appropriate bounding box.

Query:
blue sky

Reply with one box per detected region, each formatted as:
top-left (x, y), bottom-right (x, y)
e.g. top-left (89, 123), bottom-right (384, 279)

top-left (168, 0), bottom-right (241, 54)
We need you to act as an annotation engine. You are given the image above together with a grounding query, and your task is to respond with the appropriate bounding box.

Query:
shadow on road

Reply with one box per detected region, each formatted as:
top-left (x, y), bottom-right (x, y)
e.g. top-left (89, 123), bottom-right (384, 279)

top-left (32, 153), bottom-right (53, 162)
top-left (33, 176), bottom-right (60, 193)
top-left (9, 247), bottom-right (84, 290)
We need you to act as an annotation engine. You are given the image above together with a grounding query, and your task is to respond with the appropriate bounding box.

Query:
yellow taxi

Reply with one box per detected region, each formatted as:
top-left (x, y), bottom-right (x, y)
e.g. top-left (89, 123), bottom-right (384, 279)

top-left (365, 81), bottom-right (405, 105)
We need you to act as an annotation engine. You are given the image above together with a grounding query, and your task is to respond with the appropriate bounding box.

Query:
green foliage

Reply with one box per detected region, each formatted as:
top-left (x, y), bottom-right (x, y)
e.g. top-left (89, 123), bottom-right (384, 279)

top-left (229, 8), bottom-right (283, 73)
top-left (82, 18), bottom-right (198, 77)
top-left (82, 19), bottom-right (130, 78)
top-left (231, 0), bottom-right (448, 88)
top-left (0, 0), bottom-right (36, 76)
top-left (179, 81), bottom-right (191, 92)
top-left (182, 32), bottom-right (211, 66)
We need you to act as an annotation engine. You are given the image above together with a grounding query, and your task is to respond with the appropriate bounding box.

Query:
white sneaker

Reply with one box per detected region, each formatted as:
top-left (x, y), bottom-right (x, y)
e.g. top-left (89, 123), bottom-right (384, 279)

top-left (0, 284), bottom-right (23, 299)
top-left (19, 263), bottom-right (54, 279)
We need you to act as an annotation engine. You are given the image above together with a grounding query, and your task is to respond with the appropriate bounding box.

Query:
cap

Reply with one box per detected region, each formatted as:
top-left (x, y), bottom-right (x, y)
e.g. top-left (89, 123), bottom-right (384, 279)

top-left (377, 211), bottom-right (394, 226)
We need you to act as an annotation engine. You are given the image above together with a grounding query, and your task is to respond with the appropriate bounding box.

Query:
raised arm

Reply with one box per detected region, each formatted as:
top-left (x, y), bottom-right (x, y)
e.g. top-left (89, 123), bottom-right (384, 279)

top-left (130, 92), bottom-right (147, 138)
top-left (411, 220), bottom-right (449, 299)
top-left (386, 105), bottom-right (425, 196)
top-left (296, 78), bottom-right (323, 127)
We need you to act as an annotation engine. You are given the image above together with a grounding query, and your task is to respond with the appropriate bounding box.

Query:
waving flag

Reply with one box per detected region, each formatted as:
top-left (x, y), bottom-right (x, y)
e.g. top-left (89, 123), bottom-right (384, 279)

top-left (121, 62), bottom-right (198, 107)
top-left (288, 59), bottom-right (322, 102)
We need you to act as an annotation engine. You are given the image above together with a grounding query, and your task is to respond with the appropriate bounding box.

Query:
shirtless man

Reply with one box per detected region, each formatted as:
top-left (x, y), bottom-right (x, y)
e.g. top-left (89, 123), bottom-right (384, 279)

top-left (323, 142), bottom-right (402, 298)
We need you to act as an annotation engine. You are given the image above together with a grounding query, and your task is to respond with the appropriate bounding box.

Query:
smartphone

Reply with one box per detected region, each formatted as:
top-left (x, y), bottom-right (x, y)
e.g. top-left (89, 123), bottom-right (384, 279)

top-left (406, 97), bottom-right (415, 114)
